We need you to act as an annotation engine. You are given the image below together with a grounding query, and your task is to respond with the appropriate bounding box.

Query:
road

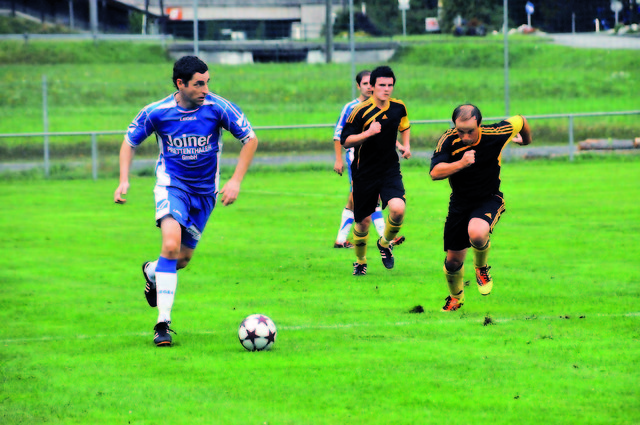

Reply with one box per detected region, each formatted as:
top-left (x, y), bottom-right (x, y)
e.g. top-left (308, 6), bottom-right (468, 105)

top-left (548, 32), bottom-right (640, 49)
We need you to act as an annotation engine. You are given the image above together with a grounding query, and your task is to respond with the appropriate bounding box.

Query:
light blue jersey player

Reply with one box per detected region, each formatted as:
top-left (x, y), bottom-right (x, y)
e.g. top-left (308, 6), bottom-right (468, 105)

top-left (333, 70), bottom-right (393, 248)
top-left (114, 56), bottom-right (258, 347)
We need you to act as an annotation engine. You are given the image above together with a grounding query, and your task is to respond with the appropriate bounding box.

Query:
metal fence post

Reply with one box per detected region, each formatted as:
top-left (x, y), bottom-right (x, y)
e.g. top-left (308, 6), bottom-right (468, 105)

top-left (568, 115), bottom-right (575, 162)
top-left (42, 75), bottom-right (50, 178)
top-left (91, 133), bottom-right (98, 180)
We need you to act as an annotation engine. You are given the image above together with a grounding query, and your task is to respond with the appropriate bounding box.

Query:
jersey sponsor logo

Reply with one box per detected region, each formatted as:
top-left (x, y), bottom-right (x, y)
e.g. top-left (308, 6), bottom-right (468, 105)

top-left (180, 116), bottom-right (197, 121)
top-left (166, 133), bottom-right (215, 159)
top-left (167, 133), bottom-right (211, 148)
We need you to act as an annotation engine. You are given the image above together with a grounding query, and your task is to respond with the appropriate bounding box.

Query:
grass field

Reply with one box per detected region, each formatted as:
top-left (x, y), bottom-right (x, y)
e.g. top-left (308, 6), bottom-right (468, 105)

top-left (1, 155), bottom-right (639, 424)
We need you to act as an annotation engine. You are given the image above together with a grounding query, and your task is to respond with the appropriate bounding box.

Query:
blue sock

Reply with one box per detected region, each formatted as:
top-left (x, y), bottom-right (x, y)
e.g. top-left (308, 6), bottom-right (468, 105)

top-left (371, 209), bottom-right (384, 222)
top-left (156, 256), bottom-right (178, 273)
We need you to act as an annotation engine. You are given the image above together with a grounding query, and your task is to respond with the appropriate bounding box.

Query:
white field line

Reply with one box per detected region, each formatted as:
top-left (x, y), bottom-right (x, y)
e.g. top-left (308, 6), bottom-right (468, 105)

top-left (1, 312), bottom-right (639, 345)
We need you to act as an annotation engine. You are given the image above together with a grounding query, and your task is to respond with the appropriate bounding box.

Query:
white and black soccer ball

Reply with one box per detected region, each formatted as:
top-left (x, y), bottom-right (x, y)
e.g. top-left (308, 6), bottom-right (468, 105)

top-left (238, 314), bottom-right (277, 351)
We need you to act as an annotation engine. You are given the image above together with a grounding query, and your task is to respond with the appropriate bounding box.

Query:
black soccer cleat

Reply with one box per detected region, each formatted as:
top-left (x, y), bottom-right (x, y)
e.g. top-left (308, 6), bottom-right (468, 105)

top-left (352, 262), bottom-right (367, 276)
top-left (377, 238), bottom-right (395, 269)
top-left (153, 322), bottom-right (176, 347)
top-left (142, 261), bottom-right (157, 308)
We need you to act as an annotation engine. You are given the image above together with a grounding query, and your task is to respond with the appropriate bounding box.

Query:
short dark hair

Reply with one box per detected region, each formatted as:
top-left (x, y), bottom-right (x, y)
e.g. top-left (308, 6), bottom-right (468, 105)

top-left (355, 70), bottom-right (371, 86)
top-left (370, 66), bottom-right (396, 87)
top-left (452, 104), bottom-right (482, 125)
top-left (172, 56), bottom-right (208, 89)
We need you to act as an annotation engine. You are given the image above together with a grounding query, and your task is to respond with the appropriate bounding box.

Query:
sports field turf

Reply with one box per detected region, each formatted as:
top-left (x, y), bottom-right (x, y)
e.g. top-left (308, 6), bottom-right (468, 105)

top-left (1, 156), bottom-right (639, 424)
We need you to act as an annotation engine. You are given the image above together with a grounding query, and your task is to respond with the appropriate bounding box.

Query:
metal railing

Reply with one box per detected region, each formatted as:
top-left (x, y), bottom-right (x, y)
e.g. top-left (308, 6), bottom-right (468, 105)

top-left (1, 110), bottom-right (638, 179)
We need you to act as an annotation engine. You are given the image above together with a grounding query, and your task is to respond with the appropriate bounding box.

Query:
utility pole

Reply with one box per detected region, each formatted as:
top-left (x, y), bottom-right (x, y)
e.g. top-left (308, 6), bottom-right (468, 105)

top-left (325, 0), bottom-right (333, 63)
top-left (193, 0), bottom-right (199, 56)
top-left (89, 0), bottom-right (98, 37)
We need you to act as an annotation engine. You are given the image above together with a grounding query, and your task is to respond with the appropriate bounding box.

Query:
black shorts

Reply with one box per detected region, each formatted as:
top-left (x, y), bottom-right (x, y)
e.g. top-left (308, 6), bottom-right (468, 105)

top-left (443, 193), bottom-right (505, 251)
top-left (352, 171), bottom-right (406, 223)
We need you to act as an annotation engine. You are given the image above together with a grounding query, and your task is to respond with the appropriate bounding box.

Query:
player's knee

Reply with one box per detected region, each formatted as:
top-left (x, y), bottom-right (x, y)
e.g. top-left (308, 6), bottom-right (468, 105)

top-left (388, 202), bottom-right (405, 222)
top-left (468, 219), bottom-right (490, 242)
top-left (444, 258), bottom-right (463, 272)
top-left (162, 241), bottom-right (181, 258)
top-left (469, 234), bottom-right (489, 249)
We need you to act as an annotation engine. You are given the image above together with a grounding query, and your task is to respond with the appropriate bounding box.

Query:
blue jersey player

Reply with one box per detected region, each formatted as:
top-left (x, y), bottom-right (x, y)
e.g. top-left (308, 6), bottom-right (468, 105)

top-left (113, 56), bottom-right (258, 346)
top-left (332, 70), bottom-right (406, 249)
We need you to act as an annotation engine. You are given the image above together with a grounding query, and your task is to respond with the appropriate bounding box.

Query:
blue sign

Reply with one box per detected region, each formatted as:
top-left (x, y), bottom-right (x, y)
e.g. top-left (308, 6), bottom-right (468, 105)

top-left (525, 1), bottom-right (534, 15)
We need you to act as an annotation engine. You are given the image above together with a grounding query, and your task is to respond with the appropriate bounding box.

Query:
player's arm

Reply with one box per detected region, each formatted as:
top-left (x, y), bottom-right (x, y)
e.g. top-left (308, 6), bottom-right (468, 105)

top-left (430, 150), bottom-right (475, 181)
top-left (333, 104), bottom-right (351, 175)
top-left (333, 138), bottom-right (344, 176)
top-left (114, 140), bottom-right (135, 204)
top-left (220, 133), bottom-right (258, 206)
top-left (342, 121), bottom-right (381, 148)
top-left (399, 128), bottom-right (411, 159)
top-left (512, 116), bottom-right (532, 146)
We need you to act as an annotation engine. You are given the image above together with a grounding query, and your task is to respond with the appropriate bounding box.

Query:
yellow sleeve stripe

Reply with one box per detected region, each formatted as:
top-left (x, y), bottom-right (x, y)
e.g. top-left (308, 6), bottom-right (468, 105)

top-left (505, 115), bottom-right (525, 139)
top-left (506, 115), bottom-right (524, 133)
top-left (434, 129), bottom-right (455, 152)
top-left (346, 98), bottom-right (373, 124)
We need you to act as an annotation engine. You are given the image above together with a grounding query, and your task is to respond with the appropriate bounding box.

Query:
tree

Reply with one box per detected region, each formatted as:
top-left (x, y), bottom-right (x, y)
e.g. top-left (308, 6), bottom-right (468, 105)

top-left (440, 0), bottom-right (504, 34)
top-left (333, 0), bottom-right (439, 36)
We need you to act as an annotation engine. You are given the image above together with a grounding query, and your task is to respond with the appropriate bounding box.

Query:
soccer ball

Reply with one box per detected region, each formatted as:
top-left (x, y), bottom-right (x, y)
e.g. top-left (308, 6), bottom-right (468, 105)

top-left (238, 314), bottom-right (277, 351)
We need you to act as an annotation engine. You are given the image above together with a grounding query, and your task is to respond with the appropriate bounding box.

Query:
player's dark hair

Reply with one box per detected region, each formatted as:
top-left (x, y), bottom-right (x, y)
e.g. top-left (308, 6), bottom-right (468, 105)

top-left (452, 104), bottom-right (482, 125)
top-left (370, 66), bottom-right (396, 87)
top-left (355, 70), bottom-right (371, 86)
top-left (172, 56), bottom-right (208, 89)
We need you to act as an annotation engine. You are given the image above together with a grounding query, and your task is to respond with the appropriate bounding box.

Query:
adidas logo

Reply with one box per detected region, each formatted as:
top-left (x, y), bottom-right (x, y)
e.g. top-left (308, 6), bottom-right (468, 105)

top-left (485, 213), bottom-right (492, 219)
top-left (382, 114), bottom-right (388, 119)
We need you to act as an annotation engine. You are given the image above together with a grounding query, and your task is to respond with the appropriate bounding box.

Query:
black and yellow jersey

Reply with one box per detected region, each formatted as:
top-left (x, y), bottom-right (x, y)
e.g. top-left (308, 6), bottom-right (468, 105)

top-left (430, 115), bottom-right (524, 201)
top-left (340, 97), bottom-right (410, 179)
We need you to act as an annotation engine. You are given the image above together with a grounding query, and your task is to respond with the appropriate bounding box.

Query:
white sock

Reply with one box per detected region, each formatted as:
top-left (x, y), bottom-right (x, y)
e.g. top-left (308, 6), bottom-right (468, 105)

top-left (156, 271), bottom-right (177, 324)
top-left (336, 208), bottom-right (354, 243)
top-left (372, 206), bottom-right (385, 237)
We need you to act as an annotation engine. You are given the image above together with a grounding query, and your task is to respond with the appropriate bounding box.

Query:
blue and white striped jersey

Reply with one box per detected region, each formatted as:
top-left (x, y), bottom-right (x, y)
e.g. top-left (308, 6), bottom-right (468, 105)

top-left (333, 99), bottom-right (360, 141)
top-left (125, 92), bottom-right (254, 196)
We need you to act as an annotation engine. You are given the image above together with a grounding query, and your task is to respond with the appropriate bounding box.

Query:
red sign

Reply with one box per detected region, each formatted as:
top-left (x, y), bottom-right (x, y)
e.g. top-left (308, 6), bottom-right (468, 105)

top-left (166, 8), bottom-right (182, 20)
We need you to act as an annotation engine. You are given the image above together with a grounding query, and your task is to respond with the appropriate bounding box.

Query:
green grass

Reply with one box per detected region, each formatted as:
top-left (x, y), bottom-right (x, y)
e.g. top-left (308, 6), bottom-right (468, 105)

top-left (1, 156), bottom-right (639, 424)
top-left (0, 35), bottom-right (639, 158)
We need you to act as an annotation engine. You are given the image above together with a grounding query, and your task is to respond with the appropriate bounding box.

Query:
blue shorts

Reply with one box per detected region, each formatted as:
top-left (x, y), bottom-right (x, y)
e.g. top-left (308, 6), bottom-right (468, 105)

top-left (153, 185), bottom-right (216, 249)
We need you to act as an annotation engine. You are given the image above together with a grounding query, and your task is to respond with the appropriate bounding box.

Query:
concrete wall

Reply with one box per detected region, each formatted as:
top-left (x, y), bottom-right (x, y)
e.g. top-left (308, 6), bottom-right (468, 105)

top-left (116, 0), bottom-right (342, 39)
top-left (168, 41), bottom-right (398, 65)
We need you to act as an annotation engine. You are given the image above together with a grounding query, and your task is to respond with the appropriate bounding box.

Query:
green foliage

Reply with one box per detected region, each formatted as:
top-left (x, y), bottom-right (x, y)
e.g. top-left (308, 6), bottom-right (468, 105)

top-left (440, 0), bottom-right (504, 33)
top-left (333, 1), bottom-right (438, 36)
top-left (0, 15), bottom-right (74, 35)
top-left (0, 40), bottom-right (169, 65)
top-left (128, 11), bottom-right (144, 35)
top-left (1, 158), bottom-right (639, 424)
